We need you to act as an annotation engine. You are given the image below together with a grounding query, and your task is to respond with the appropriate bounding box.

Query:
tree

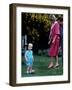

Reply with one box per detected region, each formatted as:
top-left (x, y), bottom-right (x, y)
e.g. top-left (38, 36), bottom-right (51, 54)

top-left (22, 13), bottom-right (62, 52)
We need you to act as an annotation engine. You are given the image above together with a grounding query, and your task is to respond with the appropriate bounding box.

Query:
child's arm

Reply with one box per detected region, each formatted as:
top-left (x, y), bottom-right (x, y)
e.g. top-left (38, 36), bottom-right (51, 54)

top-left (25, 51), bottom-right (28, 61)
top-left (32, 51), bottom-right (34, 62)
top-left (32, 54), bottom-right (34, 61)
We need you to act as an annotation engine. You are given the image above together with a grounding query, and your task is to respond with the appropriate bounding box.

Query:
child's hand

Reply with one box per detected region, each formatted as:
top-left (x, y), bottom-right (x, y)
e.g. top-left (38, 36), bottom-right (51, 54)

top-left (33, 59), bottom-right (34, 62)
top-left (25, 57), bottom-right (28, 62)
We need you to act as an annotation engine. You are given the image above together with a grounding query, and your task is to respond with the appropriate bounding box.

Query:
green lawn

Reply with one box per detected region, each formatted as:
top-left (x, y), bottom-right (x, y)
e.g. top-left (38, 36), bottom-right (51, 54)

top-left (21, 55), bottom-right (63, 77)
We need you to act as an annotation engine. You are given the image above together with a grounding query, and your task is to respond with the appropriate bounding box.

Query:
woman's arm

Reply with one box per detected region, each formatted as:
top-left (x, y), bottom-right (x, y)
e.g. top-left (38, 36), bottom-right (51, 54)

top-left (48, 35), bottom-right (52, 44)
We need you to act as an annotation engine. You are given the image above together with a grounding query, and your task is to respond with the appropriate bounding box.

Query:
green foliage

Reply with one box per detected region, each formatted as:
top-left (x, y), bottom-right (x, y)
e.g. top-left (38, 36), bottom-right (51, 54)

top-left (30, 13), bottom-right (51, 32)
top-left (22, 13), bottom-right (62, 45)
top-left (22, 13), bottom-right (51, 44)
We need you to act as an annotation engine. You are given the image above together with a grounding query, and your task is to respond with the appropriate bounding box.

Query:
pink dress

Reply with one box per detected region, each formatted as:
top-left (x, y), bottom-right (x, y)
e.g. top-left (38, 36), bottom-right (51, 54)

top-left (48, 21), bottom-right (60, 57)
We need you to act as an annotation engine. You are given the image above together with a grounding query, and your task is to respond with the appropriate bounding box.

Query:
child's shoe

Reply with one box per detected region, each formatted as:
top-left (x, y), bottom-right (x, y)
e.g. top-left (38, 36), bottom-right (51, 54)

top-left (30, 69), bottom-right (35, 74)
top-left (26, 71), bottom-right (29, 74)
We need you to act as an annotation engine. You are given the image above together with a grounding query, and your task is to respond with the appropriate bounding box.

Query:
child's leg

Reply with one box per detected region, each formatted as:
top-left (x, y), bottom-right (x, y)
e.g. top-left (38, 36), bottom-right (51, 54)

top-left (27, 66), bottom-right (30, 73)
top-left (29, 65), bottom-right (35, 73)
top-left (29, 66), bottom-right (32, 73)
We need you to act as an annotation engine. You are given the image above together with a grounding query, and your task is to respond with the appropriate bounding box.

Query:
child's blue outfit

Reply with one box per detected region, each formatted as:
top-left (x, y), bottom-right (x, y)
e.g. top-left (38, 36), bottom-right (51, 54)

top-left (25, 50), bottom-right (33, 66)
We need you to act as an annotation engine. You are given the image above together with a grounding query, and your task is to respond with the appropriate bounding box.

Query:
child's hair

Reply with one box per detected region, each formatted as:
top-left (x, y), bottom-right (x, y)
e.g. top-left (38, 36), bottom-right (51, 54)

top-left (28, 43), bottom-right (33, 47)
top-left (28, 43), bottom-right (33, 49)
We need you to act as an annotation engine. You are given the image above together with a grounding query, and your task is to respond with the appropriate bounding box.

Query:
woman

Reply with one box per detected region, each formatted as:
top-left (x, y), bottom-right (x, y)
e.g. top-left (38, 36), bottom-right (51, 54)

top-left (48, 15), bottom-right (60, 68)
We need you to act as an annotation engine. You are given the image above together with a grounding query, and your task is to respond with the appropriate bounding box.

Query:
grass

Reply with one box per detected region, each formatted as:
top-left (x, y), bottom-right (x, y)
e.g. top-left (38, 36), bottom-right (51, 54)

top-left (21, 54), bottom-right (63, 77)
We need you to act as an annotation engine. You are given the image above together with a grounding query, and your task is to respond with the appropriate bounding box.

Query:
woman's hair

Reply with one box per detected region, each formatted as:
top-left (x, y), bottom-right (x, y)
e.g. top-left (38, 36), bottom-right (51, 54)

top-left (57, 17), bottom-right (63, 22)
top-left (49, 15), bottom-right (57, 21)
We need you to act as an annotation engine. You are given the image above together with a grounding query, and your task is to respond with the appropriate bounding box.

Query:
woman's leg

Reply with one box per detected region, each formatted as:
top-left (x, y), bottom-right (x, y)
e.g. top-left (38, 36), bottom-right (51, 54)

top-left (48, 57), bottom-right (54, 68)
top-left (54, 55), bottom-right (59, 68)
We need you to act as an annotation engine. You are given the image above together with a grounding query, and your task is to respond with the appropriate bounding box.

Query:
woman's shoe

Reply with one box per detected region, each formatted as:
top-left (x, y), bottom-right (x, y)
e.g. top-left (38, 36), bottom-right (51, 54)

top-left (48, 63), bottom-right (53, 68)
top-left (53, 64), bottom-right (59, 68)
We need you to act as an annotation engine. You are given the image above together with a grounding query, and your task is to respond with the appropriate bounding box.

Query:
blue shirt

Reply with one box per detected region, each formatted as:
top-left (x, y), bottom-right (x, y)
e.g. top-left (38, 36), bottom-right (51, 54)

top-left (25, 50), bottom-right (33, 66)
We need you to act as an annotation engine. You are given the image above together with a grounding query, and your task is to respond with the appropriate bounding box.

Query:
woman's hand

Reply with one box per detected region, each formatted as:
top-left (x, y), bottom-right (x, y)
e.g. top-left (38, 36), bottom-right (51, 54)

top-left (52, 35), bottom-right (57, 44)
top-left (48, 40), bottom-right (51, 45)
top-left (52, 39), bottom-right (55, 44)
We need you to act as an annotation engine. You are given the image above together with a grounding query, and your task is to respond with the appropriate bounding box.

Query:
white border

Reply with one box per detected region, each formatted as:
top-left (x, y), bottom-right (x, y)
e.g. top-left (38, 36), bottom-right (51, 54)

top-left (16, 6), bottom-right (68, 83)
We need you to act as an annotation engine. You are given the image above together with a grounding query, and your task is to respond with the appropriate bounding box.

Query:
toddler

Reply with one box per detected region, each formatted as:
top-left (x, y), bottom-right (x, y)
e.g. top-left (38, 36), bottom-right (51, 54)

top-left (25, 43), bottom-right (35, 74)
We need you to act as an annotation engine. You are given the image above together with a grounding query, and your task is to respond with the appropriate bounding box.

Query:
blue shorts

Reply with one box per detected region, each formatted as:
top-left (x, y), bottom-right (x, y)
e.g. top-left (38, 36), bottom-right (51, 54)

top-left (26, 59), bottom-right (33, 66)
